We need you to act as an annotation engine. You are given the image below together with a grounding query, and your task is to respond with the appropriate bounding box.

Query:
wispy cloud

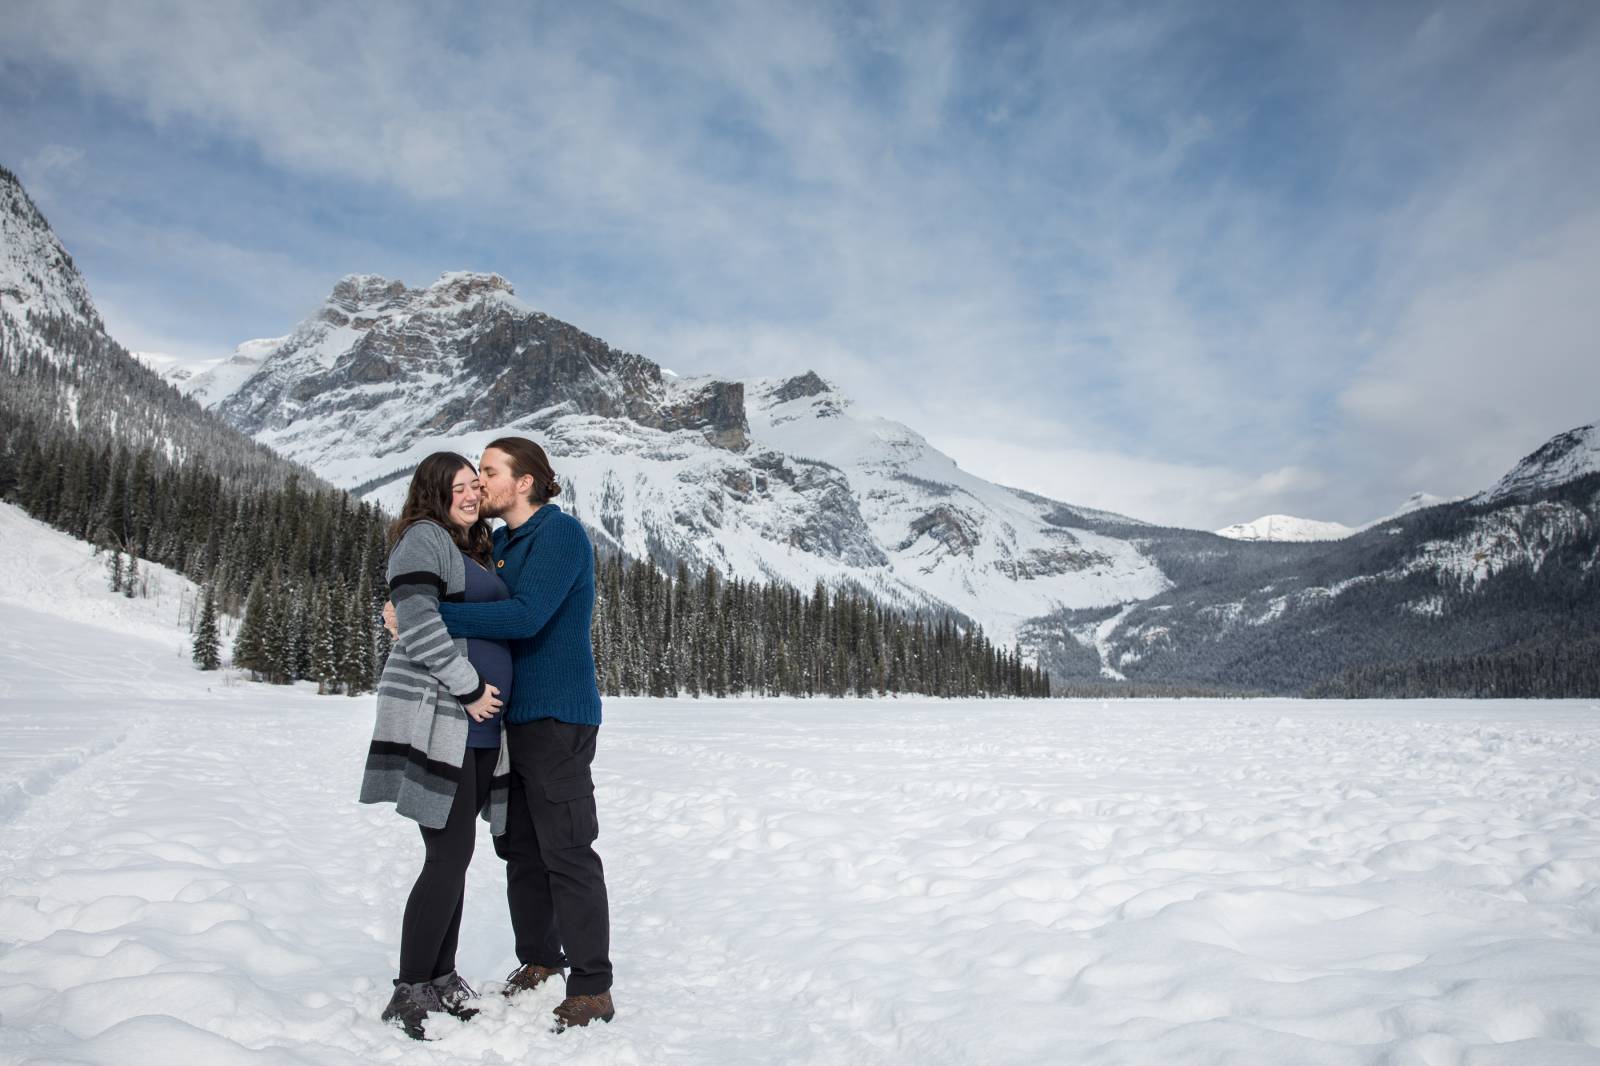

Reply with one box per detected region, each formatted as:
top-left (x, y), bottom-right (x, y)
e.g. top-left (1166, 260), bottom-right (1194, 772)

top-left (2, 0), bottom-right (1596, 529)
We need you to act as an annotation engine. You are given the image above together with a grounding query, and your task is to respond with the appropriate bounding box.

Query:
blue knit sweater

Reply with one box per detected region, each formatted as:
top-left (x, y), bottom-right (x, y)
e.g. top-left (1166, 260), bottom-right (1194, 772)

top-left (437, 503), bottom-right (602, 726)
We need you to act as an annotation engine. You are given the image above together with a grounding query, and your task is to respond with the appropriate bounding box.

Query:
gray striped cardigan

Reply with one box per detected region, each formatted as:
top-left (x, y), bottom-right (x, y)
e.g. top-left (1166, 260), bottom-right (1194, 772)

top-left (359, 519), bottom-right (509, 833)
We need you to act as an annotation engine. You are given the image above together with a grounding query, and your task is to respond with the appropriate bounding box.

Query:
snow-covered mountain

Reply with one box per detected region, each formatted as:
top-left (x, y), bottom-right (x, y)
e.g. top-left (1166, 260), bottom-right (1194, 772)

top-left (1214, 514), bottom-right (1357, 542)
top-left (1, 166), bottom-right (317, 487)
top-left (1215, 493), bottom-right (1467, 544)
top-left (201, 272), bottom-right (1170, 643)
top-left (1380, 491), bottom-right (1458, 520)
top-left (1480, 421), bottom-right (1600, 505)
top-left (1034, 419), bottom-right (1600, 690)
top-left (136, 337), bottom-right (283, 408)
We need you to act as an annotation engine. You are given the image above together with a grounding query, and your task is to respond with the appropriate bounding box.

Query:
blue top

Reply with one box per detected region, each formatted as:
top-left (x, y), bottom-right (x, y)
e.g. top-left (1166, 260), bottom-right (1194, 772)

top-left (437, 503), bottom-right (602, 726)
top-left (461, 552), bottom-right (514, 747)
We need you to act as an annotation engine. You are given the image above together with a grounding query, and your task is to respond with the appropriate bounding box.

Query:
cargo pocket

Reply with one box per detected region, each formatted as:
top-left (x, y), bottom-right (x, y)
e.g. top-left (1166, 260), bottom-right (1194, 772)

top-left (543, 771), bottom-right (599, 847)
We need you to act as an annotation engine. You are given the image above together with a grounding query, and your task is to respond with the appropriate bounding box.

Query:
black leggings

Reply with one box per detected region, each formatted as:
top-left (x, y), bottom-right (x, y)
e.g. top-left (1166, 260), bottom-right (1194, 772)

top-left (398, 746), bottom-right (497, 984)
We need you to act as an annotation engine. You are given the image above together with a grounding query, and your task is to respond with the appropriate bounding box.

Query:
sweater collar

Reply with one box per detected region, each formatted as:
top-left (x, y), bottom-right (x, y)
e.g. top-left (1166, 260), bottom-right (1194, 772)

top-left (503, 502), bottom-right (560, 546)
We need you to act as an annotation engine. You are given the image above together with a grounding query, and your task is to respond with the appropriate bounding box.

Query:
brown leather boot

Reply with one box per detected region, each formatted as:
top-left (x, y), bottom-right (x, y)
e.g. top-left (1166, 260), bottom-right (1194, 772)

top-left (552, 990), bottom-right (615, 1031)
top-left (503, 962), bottom-right (564, 998)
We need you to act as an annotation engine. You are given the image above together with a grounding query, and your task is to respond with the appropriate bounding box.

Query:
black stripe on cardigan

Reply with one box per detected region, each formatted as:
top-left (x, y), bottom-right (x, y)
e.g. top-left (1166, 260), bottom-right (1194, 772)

top-left (389, 570), bottom-right (446, 594)
top-left (365, 739), bottom-right (466, 784)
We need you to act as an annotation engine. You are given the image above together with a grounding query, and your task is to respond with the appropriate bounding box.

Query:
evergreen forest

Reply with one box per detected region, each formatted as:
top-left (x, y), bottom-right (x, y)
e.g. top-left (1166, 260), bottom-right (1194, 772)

top-left (2, 308), bottom-right (1049, 700)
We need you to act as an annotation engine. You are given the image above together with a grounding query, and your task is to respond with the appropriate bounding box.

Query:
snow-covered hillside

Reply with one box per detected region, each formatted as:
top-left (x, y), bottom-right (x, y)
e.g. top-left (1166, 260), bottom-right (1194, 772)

top-left (0, 166), bottom-right (102, 352)
top-left (4, 510), bottom-right (1600, 1063)
top-left (1048, 422), bottom-right (1600, 690)
top-left (0, 501), bottom-right (219, 656)
top-left (199, 273), bottom-right (1170, 643)
top-left (1483, 421), bottom-right (1600, 504)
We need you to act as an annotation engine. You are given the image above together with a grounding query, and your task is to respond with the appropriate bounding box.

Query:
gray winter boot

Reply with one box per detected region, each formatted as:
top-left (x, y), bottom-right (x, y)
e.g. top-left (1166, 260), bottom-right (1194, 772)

top-left (381, 979), bottom-right (445, 1040)
top-left (432, 971), bottom-right (481, 1021)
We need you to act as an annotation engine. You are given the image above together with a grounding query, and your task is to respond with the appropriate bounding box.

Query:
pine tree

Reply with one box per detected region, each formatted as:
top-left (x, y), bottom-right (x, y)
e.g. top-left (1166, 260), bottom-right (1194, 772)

top-left (193, 584), bottom-right (221, 670)
top-left (341, 575), bottom-right (377, 696)
top-left (234, 576), bottom-right (269, 678)
top-left (106, 548), bottom-right (123, 593)
top-left (264, 579), bottom-right (294, 685)
top-left (309, 585), bottom-right (338, 694)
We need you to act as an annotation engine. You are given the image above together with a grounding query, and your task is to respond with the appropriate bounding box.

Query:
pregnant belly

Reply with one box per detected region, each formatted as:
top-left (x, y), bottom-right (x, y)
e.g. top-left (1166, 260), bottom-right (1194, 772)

top-left (466, 638), bottom-right (514, 703)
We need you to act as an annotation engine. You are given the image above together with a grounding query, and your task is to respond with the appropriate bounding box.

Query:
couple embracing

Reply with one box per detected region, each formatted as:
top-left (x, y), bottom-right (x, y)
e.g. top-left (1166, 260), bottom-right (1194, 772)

top-left (359, 436), bottom-right (614, 1039)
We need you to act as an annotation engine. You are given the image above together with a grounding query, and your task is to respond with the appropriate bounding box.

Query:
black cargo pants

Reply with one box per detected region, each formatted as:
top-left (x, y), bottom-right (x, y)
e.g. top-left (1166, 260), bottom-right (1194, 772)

top-left (495, 717), bottom-right (613, 996)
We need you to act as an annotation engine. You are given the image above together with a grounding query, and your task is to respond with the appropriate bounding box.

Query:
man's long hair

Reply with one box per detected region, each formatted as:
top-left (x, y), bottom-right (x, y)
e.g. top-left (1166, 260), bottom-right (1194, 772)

top-left (387, 451), bottom-right (494, 565)
top-left (486, 436), bottom-right (561, 505)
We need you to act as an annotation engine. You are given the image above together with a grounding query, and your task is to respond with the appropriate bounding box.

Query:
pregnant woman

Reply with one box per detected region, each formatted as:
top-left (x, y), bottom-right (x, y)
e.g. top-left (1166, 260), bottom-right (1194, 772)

top-left (359, 451), bottom-right (514, 1040)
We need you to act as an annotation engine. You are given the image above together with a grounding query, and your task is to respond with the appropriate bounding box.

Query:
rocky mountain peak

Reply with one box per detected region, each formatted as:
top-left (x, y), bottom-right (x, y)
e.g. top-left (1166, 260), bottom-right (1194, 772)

top-left (768, 370), bottom-right (832, 404)
top-left (214, 269), bottom-right (752, 451)
top-left (423, 271), bottom-right (516, 306)
top-left (318, 272), bottom-right (522, 332)
top-left (752, 370), bottom-right (849, 423)
top-left (326, 274), bottom-right (408, 315)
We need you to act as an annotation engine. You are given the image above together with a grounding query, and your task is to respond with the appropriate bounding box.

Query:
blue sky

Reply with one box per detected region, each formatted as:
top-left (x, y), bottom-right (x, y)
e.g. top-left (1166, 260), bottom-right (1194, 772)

top-left (4, 0), bottom-right (1598, 529)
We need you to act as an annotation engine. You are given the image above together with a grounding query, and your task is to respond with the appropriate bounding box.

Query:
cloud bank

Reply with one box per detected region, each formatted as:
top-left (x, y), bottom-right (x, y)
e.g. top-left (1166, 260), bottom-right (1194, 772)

top-left (2, 0), bottom-right (1596, 529)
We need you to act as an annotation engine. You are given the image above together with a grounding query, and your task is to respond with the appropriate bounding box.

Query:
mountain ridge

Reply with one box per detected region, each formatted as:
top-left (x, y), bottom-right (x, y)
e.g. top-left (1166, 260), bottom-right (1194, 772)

top-left (187, 265), bottom-right (1600, 659)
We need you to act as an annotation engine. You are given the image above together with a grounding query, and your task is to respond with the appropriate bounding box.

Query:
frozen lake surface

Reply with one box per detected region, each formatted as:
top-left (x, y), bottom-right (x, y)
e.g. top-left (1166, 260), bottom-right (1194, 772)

top-left (2, 506), bottom-right (1599, 1064)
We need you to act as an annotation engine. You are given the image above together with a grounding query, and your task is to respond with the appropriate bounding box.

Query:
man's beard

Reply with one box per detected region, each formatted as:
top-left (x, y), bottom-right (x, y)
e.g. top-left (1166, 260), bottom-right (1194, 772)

top-left (480, 492), bottom-right (507, 519)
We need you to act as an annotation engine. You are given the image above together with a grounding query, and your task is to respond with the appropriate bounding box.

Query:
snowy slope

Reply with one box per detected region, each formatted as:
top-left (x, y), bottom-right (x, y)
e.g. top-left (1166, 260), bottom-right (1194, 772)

top-left (742, 375), bottom-right (1169, 636)
top-left (0, 500), bottom-right (234, 820)
top-left (0, 501), bottom-right (220, 656)
top-left (4, 519), bottom-right (1600, 1062)
top-left (135, 337), bottom-right (284, 407)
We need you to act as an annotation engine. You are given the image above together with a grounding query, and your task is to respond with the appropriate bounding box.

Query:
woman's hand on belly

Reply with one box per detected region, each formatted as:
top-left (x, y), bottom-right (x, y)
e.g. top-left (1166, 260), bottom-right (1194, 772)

top-left (464, 684), bottom-right (503, 722)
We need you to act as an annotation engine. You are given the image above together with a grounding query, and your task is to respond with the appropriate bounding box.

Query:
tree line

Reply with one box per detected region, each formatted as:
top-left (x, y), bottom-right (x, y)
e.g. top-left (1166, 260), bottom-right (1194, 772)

top-left (0, 419), bottom-right (392, 694)
top-left (3, 337), bottom-right (1050, 700)
top-left (2, 308), bottom-right (392, 695)
top-left (2, 309), bottom-right (309, 487)
top-left (593, 556), bottom-right (1051, 699)
top-left (1310, 632), bottom-right (1600, 699)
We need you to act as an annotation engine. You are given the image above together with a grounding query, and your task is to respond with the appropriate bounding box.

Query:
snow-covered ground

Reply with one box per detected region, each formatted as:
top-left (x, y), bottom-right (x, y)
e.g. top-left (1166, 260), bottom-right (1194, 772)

top-left (4, 514), bottom-right (1600, 1064)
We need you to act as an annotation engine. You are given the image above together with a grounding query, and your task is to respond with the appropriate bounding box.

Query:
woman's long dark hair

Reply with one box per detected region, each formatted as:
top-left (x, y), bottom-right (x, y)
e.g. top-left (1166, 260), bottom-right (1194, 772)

top-left (387, 452), bottom-right (494, 565)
